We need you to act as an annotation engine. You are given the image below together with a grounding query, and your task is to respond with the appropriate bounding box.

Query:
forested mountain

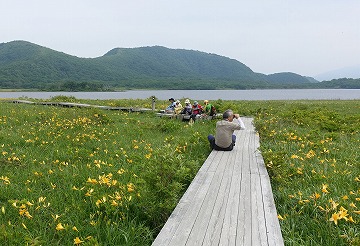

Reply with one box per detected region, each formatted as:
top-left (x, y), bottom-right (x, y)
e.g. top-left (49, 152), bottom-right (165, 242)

top-left (3, 40), bottom-right (353, 91)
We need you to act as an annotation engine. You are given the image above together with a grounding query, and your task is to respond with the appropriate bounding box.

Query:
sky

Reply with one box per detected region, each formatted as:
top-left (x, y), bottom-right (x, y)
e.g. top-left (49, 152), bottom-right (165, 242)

top-left (1, 0), bottom-right (360, 78)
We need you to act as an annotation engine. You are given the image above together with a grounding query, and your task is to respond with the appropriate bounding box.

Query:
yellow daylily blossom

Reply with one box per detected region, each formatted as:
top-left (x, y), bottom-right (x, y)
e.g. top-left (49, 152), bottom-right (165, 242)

top-left (330, 200), bottom-right (339, 210)
top-left (52, 214), bottom-right (60, 221)
top-left (321, 184), bottom-right (329, 193)
top-left (72, 226), bottom-right (79, 232)
top-left (329, 213), bottom-right (340, 225)
top-left (338, 207), bottom-right (349, 221)
top-left (86, 178), bottom-right (98, 184)
top-left (73, 237), bottom-right (84, 245)
top-left (127, 183), bottom-right (135, 193)
top-left (56, 223), bottom-right (65, 231)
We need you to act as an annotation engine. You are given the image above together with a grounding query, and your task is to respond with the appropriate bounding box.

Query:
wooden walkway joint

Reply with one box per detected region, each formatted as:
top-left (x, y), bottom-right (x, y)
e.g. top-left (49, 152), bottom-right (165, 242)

top-left (152, 117), bottom-right (284, 246)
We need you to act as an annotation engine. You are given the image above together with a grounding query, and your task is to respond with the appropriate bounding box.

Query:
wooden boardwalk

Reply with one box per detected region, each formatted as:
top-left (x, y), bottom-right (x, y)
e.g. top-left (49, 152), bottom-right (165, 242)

top-left (8, 100), bottom-right (152, 112)
top-left (152, 117), bottom-right (284, 246)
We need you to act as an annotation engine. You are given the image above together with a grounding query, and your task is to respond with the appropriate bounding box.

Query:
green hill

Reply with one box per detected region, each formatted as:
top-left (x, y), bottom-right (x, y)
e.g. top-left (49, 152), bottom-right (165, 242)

top-left (0, 40), bottom-right (324, 90)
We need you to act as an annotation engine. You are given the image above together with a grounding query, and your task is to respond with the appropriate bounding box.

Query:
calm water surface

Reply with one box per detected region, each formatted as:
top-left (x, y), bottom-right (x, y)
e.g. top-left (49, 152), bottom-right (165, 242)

top-left (0, 89), bottom-right (359, 100)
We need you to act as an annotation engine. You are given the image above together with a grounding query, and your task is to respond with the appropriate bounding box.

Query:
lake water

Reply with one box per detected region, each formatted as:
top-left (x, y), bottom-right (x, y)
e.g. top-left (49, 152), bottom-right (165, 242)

top-left (0, 89), bottom-right (359, 100)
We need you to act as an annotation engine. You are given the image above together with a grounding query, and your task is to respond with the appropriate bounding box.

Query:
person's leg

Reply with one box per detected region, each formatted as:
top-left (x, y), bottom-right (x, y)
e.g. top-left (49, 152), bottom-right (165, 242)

top-left (232, 134), bottom-right (236, 146)
top-left (208, 135), bottom-right (215, 149)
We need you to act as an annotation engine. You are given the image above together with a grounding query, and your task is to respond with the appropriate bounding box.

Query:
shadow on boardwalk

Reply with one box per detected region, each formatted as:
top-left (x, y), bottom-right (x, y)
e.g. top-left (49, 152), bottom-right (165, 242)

top-left (152, 117), bottom-right (284, 246)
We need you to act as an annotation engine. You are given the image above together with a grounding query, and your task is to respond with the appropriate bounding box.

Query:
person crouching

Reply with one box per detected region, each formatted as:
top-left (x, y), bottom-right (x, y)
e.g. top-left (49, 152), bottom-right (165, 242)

top-left (207, 109), bottom-right (245, 151)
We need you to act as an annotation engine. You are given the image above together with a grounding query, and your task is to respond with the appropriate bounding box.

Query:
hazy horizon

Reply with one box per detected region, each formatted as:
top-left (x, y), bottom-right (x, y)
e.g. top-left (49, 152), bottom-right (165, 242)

top-left (1, 0), bottom-right (360, 79)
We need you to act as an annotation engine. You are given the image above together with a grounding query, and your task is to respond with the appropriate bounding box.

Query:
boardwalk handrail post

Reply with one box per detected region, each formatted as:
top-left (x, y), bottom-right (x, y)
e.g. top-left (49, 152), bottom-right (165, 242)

top-left (151, 96), bottom-right (156, 111)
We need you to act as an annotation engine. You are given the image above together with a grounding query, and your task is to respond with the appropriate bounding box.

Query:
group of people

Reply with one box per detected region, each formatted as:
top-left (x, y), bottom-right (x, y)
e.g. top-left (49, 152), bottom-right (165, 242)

top-left (165, 98), bottom-right (246, 151)
top-left (165, 98), bottom-right (217, 118)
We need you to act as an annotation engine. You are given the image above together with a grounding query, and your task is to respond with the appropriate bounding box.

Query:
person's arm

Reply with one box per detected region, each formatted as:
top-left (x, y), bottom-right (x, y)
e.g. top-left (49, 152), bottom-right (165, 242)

top-left (234, 114), bottom-right (246, 129)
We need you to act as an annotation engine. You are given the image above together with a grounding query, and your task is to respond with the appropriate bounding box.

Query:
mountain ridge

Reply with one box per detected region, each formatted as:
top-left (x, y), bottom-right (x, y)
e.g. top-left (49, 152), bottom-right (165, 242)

top-left (2, 40), bottom-right (356, 90)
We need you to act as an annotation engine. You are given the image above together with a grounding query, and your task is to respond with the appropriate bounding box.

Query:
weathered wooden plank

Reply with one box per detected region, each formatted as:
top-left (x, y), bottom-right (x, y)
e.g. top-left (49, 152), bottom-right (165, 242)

top-left (218, 131), bottom-right (244, 246)
top-left (199, 150), bottom-right (236, 245)
top-left (152, 117), bottom-right (284, 246)
top-left (251, 172), bottom-right (269, 246)
top-left (237, 172), bottom-right (252, 245)
top-left (260, 173), bottom-right (284, 246)
top-left (167, 152), bottom-right (227, 245)
top-left (152, 151), bottom-right (223, 246)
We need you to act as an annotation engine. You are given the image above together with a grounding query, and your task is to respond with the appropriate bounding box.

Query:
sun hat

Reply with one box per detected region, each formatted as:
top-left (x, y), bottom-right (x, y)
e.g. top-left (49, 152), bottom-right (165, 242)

top-left (193, 101), bottom-right (198, 105)
top-left (185, 99), bottom-right (190, 104)
top-left (169, 98), bottom-right (175, 101)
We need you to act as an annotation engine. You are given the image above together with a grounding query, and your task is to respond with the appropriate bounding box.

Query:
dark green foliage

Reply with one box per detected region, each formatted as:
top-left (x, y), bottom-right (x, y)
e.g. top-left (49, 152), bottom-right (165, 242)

top-left (0, 40), bottom-right (343, 90)
top-left (315, 78), bottom-right (360, 89)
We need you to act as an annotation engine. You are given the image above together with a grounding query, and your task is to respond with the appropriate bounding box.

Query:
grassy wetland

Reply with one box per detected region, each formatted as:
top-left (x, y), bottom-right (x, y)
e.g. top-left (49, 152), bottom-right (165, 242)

top-left (0, 97), bottom-right (359, 245)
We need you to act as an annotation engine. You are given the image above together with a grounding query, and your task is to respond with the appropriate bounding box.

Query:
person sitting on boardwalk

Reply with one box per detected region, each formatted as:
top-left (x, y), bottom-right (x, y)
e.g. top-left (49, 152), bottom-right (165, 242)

top-left (181, 99), bottom-right (192, 115)
top-left (203, 100), bottom-right (216, 117)
top-left (174, 100), bottom-right (183, 115)
top-left (207, 109), bottom-right (246, 151)
top-left (165, 98), bottom-right (176, 113)
top-left (190, 101), bottom-right (203, 121)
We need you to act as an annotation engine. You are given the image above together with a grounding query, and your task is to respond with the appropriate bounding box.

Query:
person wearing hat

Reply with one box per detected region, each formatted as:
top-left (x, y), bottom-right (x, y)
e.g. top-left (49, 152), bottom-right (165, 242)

top-left (190, 101), bottom-right (203, 121)
top-left (192, 101), bottom-right (202, 114)
top-left (203, 100), bottom-right (216, 116)
top-left (165, 98), bottom-right (176, 113)
top-left (181, 99), bottom-right (192, 115)
top-left (207, 109), bottom-right (245, 151)
top-left (174, 100), bottom-right (183, 115)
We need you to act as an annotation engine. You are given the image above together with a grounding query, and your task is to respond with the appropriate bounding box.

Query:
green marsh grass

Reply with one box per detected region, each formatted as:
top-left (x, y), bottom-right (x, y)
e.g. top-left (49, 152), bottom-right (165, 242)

top-left (1, 99), bottom-right (359, 245)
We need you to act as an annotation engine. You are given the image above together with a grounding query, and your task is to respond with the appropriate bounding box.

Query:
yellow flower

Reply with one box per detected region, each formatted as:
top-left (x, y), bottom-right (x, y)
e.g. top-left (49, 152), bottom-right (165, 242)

top-left (22, 223), bottom-right (27, 229)
top-left (322, 184), bottom-right (329, 193)
top-left (348, 216), bottom-right (355, 223)
top-left (38, 197), bottom-right (46, 203)
top-left (127, 183), bottom-right (135, 193)
top-left (1, 206), bottom-right (5, 214)
top-left (329, 213), bottom-right (340, 225)
top-left (56, 223), bottom-right (65, 231)
top-left (73, 237), bottom-right (84, 245)
top-left (72, 186), bottom-right (79, 190)
top-left (52, 214), bottom-right (60, 221)
top-left (330, 200), bottom-right (339, 210)
top-left (277, 214), bottom-right (284, 220)
top-left (349, 202), bottom-right (357, 208)
top-left (338, 207), bottom-right (349, 221)
top-left (72, 226), bottom-right (79, 232)
top-left (24, 211), bottom-right (33, 219)
top-left (85, 189), bottom-right (94, 197)
top-left (0, 176), bottom-right (10, 185)
top-left (86, 177), bottom-right (98, 184)
top-left (342, 195), bottom-right (348, 200)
